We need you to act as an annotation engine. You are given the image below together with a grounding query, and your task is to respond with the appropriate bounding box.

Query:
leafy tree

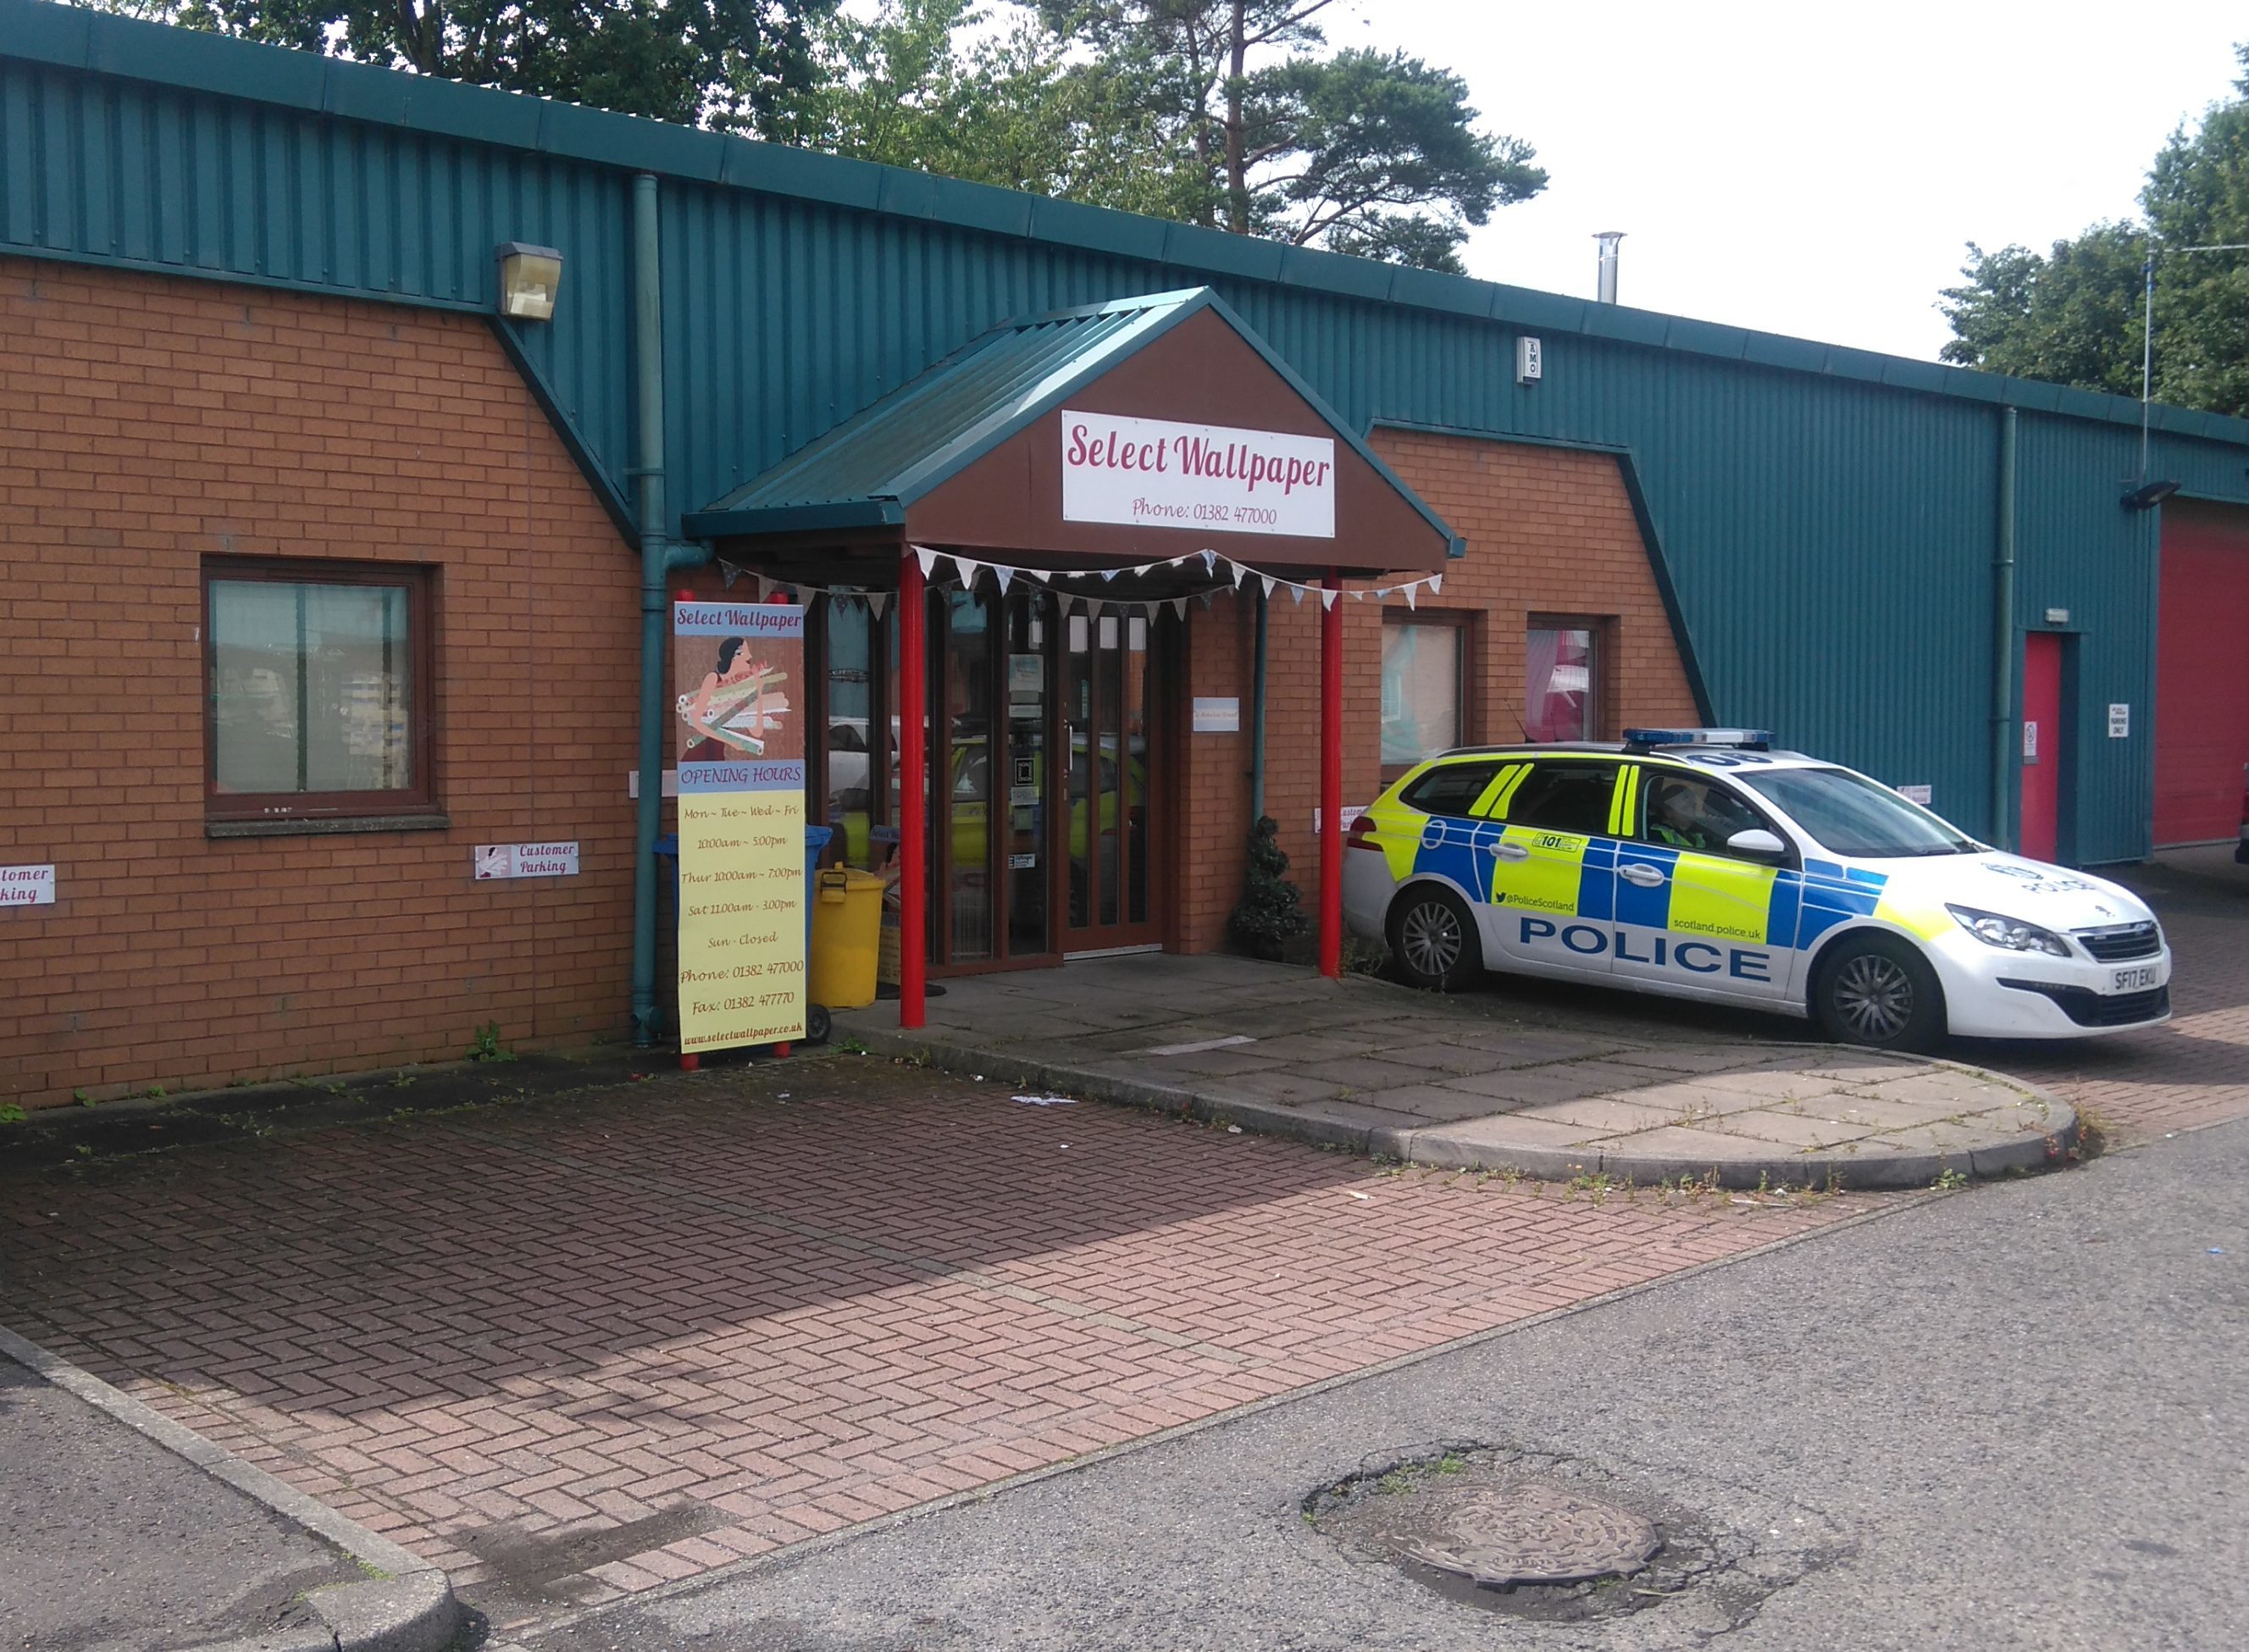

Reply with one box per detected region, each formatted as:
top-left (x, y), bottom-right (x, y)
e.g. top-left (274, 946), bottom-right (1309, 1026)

top-left (1941, 46), bottom-right (2249, 415)
top-left (1039, 0), bottom-right (1543, 270)
top-left (770, 0), bottom-right (1203, 218)
top-left (73, 0), bottom-right (835, 131)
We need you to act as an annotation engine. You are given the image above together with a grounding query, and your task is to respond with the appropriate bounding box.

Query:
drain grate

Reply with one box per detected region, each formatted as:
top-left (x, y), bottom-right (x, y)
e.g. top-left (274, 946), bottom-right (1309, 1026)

top-left (1376, 1477), bottom-right (1660, 1589)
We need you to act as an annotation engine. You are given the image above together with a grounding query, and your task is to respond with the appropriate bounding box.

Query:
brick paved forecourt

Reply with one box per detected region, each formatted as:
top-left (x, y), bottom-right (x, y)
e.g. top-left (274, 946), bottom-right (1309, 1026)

top-left (840, 955), bottom-right (2076, 1189)
top-left (1, 1062), bottom-right (1887, 1636)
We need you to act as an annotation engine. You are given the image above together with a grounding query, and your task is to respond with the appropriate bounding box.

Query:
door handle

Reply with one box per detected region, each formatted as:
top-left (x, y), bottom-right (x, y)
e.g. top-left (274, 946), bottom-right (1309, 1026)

top-left (1619, 862), bottom-right (1666, 887)
top-left (1495, 841), bottom-right (1530, 862)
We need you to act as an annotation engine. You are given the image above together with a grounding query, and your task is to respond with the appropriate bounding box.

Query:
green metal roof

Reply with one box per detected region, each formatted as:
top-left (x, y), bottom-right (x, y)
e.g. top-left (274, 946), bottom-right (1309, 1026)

top-left (681, 287), bottom-right (1464, 553)
top-left (6, 0), bottom-right (2246, 447)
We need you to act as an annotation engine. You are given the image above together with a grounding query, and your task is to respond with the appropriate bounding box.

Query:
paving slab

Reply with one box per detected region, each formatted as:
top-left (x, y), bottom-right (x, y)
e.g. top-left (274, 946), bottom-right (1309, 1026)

top-left (838, 953), bottom-right (2074, 1189)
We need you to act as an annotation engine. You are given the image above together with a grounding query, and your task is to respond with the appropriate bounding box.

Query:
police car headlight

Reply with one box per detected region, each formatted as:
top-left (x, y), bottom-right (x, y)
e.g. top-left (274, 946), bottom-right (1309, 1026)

top-left (1946, 904), bottom-right (2072, 957)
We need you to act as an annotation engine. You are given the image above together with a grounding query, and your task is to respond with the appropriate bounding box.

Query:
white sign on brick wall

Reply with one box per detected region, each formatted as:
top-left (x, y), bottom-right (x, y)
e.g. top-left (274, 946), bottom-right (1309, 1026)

top-left (0, 864), bottom-right (56, 906)
top-left (474, 842), bottom-right (580, 880)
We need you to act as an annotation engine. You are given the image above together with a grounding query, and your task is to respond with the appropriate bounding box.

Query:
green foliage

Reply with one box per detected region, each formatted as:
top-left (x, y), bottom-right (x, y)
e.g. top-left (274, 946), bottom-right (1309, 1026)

top-left (1036, 0), bottom-right (1543, 269)
top-left (1227, 815), bottom-right (1308, 959)
top-left (75, 0), bottom-right (836, 131)
top-left (769, 0), bottom-right (1202, 217)
top-left (0, 1103), bottom-right (26, 1124)
top-left (1942, 44), bottom-right (2249, 416)
top-left (467, 1021), bottom-right (515, 1063)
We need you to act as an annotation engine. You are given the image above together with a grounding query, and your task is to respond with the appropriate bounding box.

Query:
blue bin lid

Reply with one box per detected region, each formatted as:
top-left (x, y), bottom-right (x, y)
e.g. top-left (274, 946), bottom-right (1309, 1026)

top-left (655, 833), bottom-right (679, 856)
top-left (806, 824), bottom-right (834, 850)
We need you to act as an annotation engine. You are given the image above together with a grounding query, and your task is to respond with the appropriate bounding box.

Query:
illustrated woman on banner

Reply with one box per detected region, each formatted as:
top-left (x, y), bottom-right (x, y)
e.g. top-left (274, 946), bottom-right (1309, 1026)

top-left (679, 635), bottom-right (790, 762)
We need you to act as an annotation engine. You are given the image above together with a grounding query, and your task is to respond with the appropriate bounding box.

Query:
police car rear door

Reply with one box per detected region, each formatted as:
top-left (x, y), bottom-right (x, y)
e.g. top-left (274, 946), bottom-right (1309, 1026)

top-left (1615, 765), bottom-right (1797, 1002)
top-left (1487, 758), bottom-right (1621, 979)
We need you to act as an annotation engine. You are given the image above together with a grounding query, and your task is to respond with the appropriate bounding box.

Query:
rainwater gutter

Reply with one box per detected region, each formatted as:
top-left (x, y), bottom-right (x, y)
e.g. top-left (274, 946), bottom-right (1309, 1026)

top-left (1990, 407), bottom-right (2018, 850)
top-left (629, 172), bottom-right (710, 1046)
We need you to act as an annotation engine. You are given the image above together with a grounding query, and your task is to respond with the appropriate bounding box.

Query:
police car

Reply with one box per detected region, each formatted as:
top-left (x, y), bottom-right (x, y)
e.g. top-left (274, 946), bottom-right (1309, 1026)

top-left (1344, 729), bottom-right (2171, 1051)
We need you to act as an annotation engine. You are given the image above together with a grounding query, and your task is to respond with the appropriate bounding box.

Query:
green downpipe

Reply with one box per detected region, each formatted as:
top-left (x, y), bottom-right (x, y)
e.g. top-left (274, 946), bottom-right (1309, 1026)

top-left (629, 174), bottom-right (711, 1045)
top-left (1991, 407), bottom-right (2018, 850)
top-left (1249, 583), bottom-right (1270, 824)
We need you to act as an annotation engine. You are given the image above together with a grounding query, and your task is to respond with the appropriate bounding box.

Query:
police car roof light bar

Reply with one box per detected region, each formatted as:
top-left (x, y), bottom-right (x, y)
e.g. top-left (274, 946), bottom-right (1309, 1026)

top-left (1623, 727), bottom-right (1773, 752)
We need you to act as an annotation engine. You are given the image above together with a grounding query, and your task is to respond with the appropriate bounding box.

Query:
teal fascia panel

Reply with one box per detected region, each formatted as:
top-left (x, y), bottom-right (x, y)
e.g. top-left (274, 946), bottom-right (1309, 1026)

top-left (319, 60), bottom-right (414, 126)
top-left (1026, 194), bottom-right (1168, 261)
top-left (1738, 332), bottom-right (1830, 373)
top-left (1161, 221), bottom-right (1288, 282)
top-left (2, 0), bottom-right (91, 62)
top-left (1277, 243), bottom-right (1391, 299)
top-left (1660, 316), bottom-right (1748, 360)
top-left (681, 500), bottom-right (906, 539)
top-left (718, 140), bottom-right (884, 212)
top-left (91, 12), bottom-right (324, 105)
top-left (1383, 263), bottom-right (1500, 319)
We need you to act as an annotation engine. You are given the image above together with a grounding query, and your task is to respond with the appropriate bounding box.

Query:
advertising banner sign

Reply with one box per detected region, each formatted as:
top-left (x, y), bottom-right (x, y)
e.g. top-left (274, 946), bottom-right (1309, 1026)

top-left (673, 601), bottom-right (807, 1053)
top-left (1060, 408), bottom-right (1336, 538)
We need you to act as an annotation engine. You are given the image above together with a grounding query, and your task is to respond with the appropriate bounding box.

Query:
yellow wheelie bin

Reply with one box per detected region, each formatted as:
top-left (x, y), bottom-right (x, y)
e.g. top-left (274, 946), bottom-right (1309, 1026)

top-left (809, 868), bottom-right (886, 1010)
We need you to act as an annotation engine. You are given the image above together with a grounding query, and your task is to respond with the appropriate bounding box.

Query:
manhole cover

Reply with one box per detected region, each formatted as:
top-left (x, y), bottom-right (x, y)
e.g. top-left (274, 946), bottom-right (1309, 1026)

top-left (1378, 1477), bottom-right (1661, 1588)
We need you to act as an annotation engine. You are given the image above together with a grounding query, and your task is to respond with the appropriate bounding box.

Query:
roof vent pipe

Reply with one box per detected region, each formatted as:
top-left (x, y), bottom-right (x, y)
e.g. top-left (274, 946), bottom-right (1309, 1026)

top-left (1594, 231), bottom-right (1625, 304)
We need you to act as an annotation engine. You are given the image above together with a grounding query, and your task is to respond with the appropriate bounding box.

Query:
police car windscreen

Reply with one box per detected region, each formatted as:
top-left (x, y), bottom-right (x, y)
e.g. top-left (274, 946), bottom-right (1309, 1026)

top-left (1737, 768), bottom-right (1977, 859)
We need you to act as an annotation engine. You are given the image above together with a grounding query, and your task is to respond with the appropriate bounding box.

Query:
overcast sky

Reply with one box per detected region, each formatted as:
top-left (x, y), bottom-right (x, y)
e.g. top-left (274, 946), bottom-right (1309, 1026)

top-left (1366, 0), bottom-right (2246, 360)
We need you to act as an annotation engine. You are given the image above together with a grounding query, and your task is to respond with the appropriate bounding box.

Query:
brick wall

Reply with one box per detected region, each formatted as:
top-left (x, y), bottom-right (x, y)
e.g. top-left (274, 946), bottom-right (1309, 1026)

top-left (1176, 430), bottom-right (1700, 952)
top-left (0, 258), bottom-right (639, 1107)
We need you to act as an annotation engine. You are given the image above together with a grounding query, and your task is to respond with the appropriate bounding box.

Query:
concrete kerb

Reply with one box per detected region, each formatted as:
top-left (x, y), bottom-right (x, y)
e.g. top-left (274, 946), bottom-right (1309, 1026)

top-left (0, 1324), bottom-right (460, 1652)
top-left (839, 1023), bottom-right (2077, 1191)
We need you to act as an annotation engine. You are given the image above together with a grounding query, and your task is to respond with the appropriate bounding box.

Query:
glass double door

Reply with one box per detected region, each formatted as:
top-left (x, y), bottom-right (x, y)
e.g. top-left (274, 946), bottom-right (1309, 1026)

top-left (933, 585), bottom-right (1162, 967)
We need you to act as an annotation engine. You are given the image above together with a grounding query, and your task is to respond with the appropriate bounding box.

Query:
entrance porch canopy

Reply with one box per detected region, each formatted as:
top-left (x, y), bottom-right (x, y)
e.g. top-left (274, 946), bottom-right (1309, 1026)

top-left (679, 287), bottom-right (1461, 579)
top-left (679, 289), bottom-right (1461, 1033)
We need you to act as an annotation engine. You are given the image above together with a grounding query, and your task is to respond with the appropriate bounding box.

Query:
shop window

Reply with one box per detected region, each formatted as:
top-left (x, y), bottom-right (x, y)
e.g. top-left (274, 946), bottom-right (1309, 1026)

top-left (1382, 613), bottom-right (1473, 778)
top-left (204, 561), bottom-right (435, 826)
top-left (1526, 619), bottom-right (1602, 742)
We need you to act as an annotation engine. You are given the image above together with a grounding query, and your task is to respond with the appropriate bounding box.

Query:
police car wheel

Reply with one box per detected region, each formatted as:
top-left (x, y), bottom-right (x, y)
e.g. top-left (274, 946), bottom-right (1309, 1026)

top-left (1813, 935), bottom-right (1944, 1051)
top-left (1388, 887), bottom-right (1481, 992)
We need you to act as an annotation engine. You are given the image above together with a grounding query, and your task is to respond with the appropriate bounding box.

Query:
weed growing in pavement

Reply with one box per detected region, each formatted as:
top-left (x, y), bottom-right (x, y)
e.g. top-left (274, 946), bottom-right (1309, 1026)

top-left (466, 1022), bottom-right (514, 1063)
top-left (73, 1089), bottom-right (93, 1106)
top-left (2069, 1104), bottom-right (2111, 1161)
top-left (1931, 1167), bottom-right (1970, 1190)
top-left (145, 1085), bottom-right (167, 1100)
top-left (838, 1035), bottom-right (870, 1055)
top-left (0, 1103), bottom-right (27, 1124)
top-left (74, 1144), bottom-right (92, 1158)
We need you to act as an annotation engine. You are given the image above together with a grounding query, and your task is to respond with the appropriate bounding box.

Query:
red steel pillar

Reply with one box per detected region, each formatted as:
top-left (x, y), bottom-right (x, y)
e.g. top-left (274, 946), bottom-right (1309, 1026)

top-left (898, 551), bottom-right (928, 1028)
top-left (1319, 568), bottom-right (1343, 979)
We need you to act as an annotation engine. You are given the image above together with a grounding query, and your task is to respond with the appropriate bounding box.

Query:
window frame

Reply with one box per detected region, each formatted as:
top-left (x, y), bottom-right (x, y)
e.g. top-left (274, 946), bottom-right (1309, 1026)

top-left (1500, 758), bottom-right (1621, 836)
top-left (202, 557), bottom-right (439, 828)
top-left (1524, 614), bottom-right (1610, 743)
top-left (1380, 609), bottom-right (1478, 784)
top-left (1630, 764), bottom-right (1798, 868)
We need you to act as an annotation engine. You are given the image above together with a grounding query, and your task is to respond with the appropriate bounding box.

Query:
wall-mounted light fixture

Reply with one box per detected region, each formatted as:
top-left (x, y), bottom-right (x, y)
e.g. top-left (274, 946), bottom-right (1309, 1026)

top-left (495, 242), bottom-right (564, 321)
top-left (2122, 478), bottom-right (2181, 511)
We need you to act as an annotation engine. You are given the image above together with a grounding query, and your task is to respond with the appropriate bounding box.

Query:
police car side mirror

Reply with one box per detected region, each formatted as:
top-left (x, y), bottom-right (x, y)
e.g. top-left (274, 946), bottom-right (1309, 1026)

top-left (1726, 829), bottom-right (1787, 862)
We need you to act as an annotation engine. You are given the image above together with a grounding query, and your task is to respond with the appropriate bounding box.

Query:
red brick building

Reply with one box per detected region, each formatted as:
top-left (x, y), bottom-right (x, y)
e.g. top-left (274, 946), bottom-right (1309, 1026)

top-left (8, 2), bottom-right (2246, 1107)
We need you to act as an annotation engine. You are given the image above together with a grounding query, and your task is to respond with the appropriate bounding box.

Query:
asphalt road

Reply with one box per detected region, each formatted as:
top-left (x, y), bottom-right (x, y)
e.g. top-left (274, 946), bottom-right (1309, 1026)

top-left (520, 1117), bottom-right (2249, 1652)
top-left (0, 1355), bottom-right (361, 1652)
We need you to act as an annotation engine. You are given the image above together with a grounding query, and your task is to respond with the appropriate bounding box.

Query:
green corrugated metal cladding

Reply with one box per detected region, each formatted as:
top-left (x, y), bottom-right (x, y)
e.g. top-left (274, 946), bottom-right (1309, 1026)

top-left (8, 0), bottom-right (2249, 863)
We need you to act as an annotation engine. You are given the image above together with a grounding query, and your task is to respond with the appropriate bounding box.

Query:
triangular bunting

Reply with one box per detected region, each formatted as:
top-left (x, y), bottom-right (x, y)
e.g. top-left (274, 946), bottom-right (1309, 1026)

top-left (1320, 588), bottom-right (1338, 610)
top-left (1199, 550), bottom-right (1217, 576)
top-left (1404, 584), bottom-right (1418, 610)
top-left (1289, 584), bottom-right (1306, 604)
top-left (1197, 590), bottom-right (1215, 611)
top-left (719, 558), bottom-right (745, 590)
top-left (867, 590), bottom-right (889, 619)
top-left (1260, 574), bottom-right (1277, 598)
top-left (952, 555), bottom-right (980, 590)
top-left (1233, 561), bottom-right (1251, 587)
top-left (1170, 596), bottom-right (1189, 622)
top-left (1134, 563), bottom-right (1160, 577)
top-left (994, 566), bottom-right (1013, 596)
top-left (1100, 568), bottom-right (1121, 582)
top-left (1426, 574), bottom-right (1443, 595)
top-left (914, 546), bottom-right (938, 577)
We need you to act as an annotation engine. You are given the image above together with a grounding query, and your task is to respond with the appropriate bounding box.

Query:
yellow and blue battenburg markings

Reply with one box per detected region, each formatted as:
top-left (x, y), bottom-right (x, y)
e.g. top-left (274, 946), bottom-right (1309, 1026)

top-left (1380, 759), bottom-right (1924, 955)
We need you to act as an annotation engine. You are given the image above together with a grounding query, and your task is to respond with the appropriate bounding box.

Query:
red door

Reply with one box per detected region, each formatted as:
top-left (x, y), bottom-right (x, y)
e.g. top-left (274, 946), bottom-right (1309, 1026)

top-left (2156, 503), bottom-right (2249, 845)
top-left (2019, 633), bottom-right (2063, 862)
